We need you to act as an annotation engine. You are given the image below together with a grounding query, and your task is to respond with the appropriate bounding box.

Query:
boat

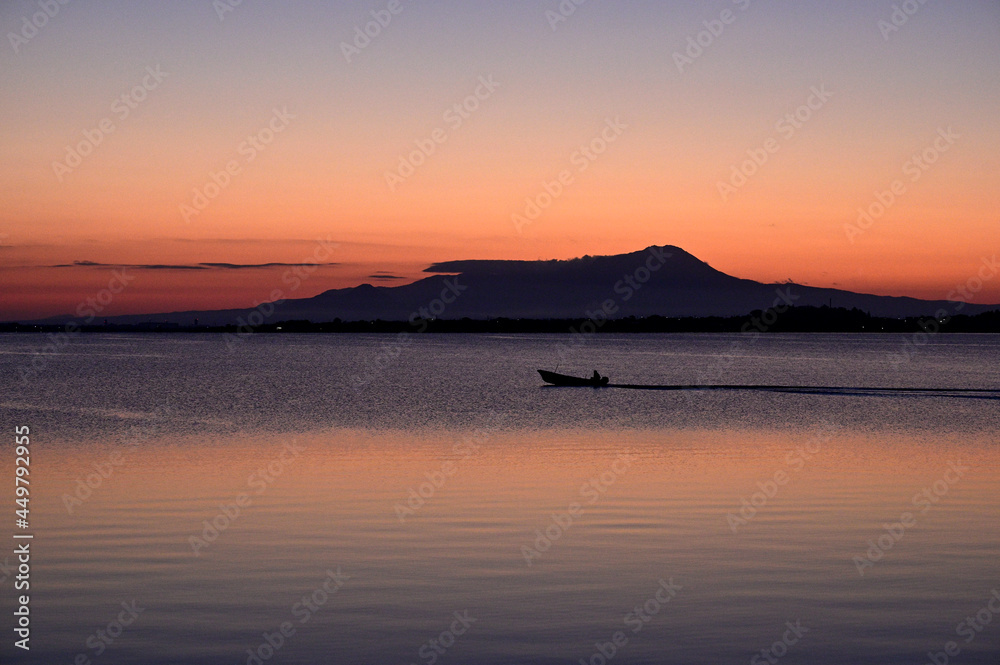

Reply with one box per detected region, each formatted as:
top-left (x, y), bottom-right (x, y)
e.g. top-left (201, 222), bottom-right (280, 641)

top-left (538, 371), bottom-right (1000, 398)
top-left (537, 370), bottom-right (610, 387)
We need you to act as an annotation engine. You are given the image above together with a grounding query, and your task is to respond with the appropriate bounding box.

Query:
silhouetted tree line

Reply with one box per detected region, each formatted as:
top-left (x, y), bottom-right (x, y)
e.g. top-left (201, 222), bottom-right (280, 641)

top-left (4, 306), bottom-right (999, 334)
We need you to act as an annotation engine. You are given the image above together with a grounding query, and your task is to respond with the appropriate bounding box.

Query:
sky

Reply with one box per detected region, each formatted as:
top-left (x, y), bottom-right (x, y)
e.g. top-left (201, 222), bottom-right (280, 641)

top-left (1, 0), bottom-right (998, 320)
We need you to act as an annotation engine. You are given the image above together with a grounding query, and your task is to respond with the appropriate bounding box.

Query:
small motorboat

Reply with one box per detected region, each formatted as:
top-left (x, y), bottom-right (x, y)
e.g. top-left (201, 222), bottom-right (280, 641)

top-left (538, 370), bottom-right (610, 387)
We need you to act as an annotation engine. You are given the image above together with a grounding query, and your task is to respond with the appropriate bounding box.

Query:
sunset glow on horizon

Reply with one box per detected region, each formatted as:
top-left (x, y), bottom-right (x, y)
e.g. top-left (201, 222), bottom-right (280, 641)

top-left (2, 0), bottom-right (998, 320)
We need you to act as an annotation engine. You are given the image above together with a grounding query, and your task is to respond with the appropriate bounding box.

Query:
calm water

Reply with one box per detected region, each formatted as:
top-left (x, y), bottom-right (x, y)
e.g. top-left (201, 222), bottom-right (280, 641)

top-left (1, 333), bottom-right (998, 664)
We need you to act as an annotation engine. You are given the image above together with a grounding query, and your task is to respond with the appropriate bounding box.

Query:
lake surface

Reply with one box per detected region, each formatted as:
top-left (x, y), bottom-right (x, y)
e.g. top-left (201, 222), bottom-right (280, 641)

top-left (1, 333), bottom-right (998, 664)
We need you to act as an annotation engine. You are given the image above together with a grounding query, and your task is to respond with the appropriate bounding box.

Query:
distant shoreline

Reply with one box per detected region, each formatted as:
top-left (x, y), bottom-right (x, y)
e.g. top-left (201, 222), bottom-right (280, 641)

top-left (2, 307), bottom-right (999, 334)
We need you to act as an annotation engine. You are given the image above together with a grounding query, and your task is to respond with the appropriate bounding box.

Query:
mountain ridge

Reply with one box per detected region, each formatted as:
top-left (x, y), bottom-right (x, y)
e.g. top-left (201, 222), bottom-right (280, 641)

top-left (20, 245), bottom-right (999, 326)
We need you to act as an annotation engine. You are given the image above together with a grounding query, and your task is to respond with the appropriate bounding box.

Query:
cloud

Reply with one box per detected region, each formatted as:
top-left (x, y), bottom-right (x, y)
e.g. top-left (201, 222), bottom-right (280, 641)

top-left (48, 261), bottom-right (338, 270)
top-left (199, 262), bottom-right (339, 269)
top-left (51, 261), bottom-right (206, 270)
top-left (169, 238), bottom-right (334, 245)
top-left (368, 273), bottom-right (405, 280)
top-left (50, 260), bottom-right (115, 268)
top-left (145, 264), bottom-right (210, 270)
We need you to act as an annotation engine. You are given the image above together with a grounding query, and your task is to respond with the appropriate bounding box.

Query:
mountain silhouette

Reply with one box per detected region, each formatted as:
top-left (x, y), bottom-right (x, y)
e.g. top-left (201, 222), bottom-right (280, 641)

top-left (34, 245), bottom-right (999, 325)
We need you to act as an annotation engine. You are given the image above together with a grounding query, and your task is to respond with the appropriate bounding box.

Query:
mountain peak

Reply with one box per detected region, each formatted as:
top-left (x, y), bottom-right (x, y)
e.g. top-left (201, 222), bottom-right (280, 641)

top-left (63, 244), bottom-right (999, 326)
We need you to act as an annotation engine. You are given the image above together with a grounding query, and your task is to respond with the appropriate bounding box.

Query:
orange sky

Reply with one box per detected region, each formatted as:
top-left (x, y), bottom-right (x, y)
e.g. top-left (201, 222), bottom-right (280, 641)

top-left (1, 1), bottom-right (998, 319)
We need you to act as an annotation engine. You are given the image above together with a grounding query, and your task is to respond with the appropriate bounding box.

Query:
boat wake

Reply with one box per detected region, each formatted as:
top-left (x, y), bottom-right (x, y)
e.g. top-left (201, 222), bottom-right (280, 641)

top-left (604, 384), bottom-right (1000, 399)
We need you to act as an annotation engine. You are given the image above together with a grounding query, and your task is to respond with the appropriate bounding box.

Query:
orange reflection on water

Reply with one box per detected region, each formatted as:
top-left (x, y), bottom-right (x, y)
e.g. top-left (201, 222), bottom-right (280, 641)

top-left (36, 426), bottom-right (998, 562)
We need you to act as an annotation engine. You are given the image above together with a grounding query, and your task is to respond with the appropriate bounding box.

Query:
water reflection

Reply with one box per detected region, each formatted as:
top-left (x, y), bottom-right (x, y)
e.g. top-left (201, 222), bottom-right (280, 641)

top-left (21, 425), bottom-right (999, 664)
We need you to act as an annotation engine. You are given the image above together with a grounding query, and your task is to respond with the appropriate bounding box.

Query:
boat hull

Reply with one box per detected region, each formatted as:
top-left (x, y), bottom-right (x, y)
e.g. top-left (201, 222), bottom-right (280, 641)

top-left (537, 370), bottom-right (609, 387)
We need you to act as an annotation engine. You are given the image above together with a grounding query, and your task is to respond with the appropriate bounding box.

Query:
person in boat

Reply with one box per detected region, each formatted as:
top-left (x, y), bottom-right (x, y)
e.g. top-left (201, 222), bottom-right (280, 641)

top-left (592, 370), bottom-right (602, 385)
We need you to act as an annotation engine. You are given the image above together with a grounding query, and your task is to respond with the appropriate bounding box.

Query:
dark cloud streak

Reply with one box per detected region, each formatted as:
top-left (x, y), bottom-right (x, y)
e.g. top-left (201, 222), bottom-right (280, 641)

top-left (200, 262), bottom-right (340, 270)
top-left (47, 261), bottom-right (339, 270)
